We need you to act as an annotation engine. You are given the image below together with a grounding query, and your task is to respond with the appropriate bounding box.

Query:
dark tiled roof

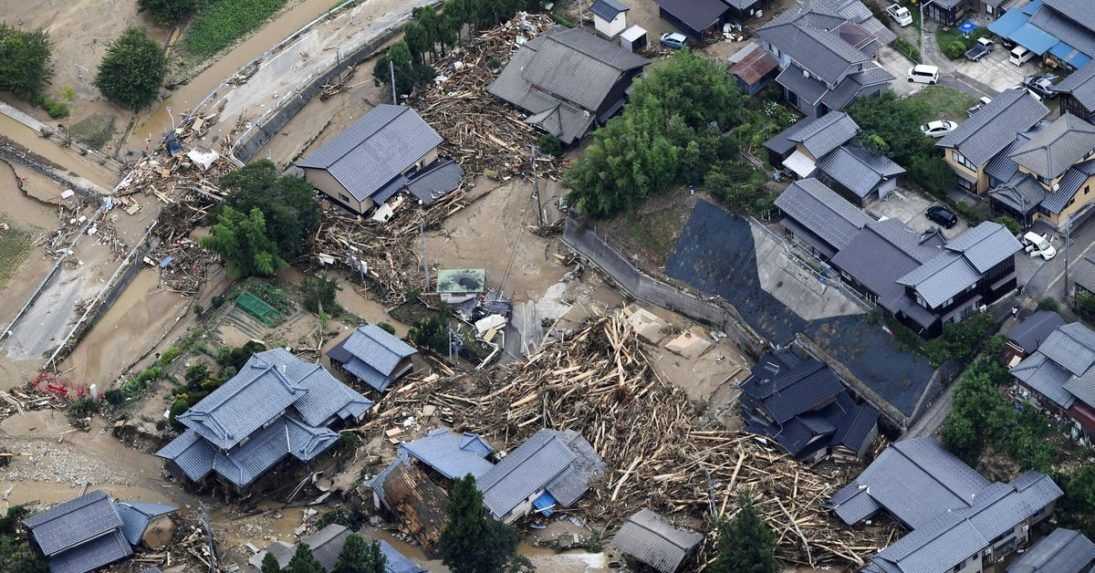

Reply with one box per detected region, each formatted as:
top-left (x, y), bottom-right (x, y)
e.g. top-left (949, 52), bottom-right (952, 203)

top-left (1009, 113), bottom-right (1095, 179)
top-left (774, 178), bottom-right (871, 253)
top-left (591, 0), bottom-right (628, 21)
top-left (613, 510), bottom-right (703, 573)
top-left (938, 89), bottom-right (1050, 168)
top-left (1008, 528), bottom-right (1095, 573)
top-left (654, 0), bottom-right (729, 34)
top-left (1007, 310), bottom-right (1066, 352)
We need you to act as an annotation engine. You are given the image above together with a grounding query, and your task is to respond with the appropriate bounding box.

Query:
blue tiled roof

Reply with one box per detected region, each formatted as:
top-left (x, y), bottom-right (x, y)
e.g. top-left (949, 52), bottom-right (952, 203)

top-left (400, 427), bottom-right (495, 480)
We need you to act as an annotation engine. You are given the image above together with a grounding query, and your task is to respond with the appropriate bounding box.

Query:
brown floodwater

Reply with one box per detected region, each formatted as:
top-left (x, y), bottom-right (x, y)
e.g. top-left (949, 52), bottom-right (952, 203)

top-left (0, 114), bottom-right (119, 190)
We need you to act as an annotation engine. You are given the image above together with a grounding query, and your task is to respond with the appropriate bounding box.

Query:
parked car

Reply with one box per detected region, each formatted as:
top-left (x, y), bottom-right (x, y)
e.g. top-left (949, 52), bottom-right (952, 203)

top-left (886, 4), bottom-right (913, 27)
top-left (967, 96), bottom-right (992, 117)
top-left (659, 32), bottom-right (687, 50)
top-left (1024, 73), bottom-right (1059, 99)
top-left (964, 37), bottom-right (995, 61)
top-left (920, 120), bottom-right (958, 138)
top-left (1010, 45), bottom-right (1034, 65)
top-left (926, 205), bottom-right (959, 228)
top-left (1023, 232), bottom-right (1057, 260)
top-left (907, 64), bottom-right (940, 85)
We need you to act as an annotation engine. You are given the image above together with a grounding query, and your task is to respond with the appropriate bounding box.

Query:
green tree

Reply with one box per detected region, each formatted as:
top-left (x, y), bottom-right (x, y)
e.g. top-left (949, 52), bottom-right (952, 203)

top-left (95, 27), bottom-right (166, 110)
top-left (219, 160), bottom-right (320, 260)
top-left (0, 25), bottom-right (53, 100)
top-left (287, 543), bottom-right (324, 573)
top-left (334, 534), bottom-right (387, 573)
top-left (261, 552), bottom-right (282, 573)
top-left (201, 206), bottom-right (284, 278)
top-left (139, 0), bottom-right (201, 25)
top-left (409, 314), bottom-right (450, 354)
top-left (302, 274), bottom-right (342, 315)
top-left (710, 495), bottom-right (777, 573)
top-left (1057, 466), bottom-right (1095, 538)
top-left (940, 363), bottom-right (1014, 464)
top-left (439, 475), bottom-right (518, 573)
top-left (373, 41), bottom-right (435, 99)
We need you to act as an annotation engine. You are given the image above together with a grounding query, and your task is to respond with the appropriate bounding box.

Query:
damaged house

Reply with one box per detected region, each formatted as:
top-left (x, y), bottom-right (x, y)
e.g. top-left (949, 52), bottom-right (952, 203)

top-left (328, 324), bottom-right (417, 393)
top-left (488, 26), bottom-right (649, 145)
top-left (1010, 321), bottom-right (1095, 445)
top-left (612, 509), bottom-right (703, 573)
top-left (156, 349), bottom-right (373, 491)
top-left (296, 104), bottom-right (463, 215)
top-left (23, 491), bottom-right (176, 573)
top-left (251, 524), bottom-right (427, 573)
top-left (831, 437), bottom-right (1062, 573)
top-left (740, 350), bottom-right (879, 463)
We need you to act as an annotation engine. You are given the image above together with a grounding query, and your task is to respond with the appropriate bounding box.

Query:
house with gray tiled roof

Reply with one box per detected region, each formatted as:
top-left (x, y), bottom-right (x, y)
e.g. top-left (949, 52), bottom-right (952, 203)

top-left (156, 349), bottom-right (373, 491)
top-left (612, 509), bottom-right (703, 573)
top-left (1007, 528), bottom-right (1095, 573)
top-left (832, 438), bottom-right (1063, 573)
top-left (1010, 321), bottom-right (1095, 446)
top-left (774, 177), bottom-right (871, 259)
top-left (328, 324), bottom-right (417, 392)
top-left (757, 0), bottom-right (894, 118)
top-left (23, 491), bottom-right (175, 573)
top-left (1056, 60), bottom-right (1095, 123)
top-left (251, 524), bottom-right (428, 573)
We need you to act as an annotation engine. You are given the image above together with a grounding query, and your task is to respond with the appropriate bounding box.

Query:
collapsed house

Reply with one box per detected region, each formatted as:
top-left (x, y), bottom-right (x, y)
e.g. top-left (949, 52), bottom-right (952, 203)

top-left (296, 105), bottom-right (463, 215)
top-left (328, 324), bottom-right (417, 393)
top-left (488, 26), bottom-right (649, 145)
top-left (372, 427), bottom-right (603, 525)
top-left (251, 524), bottom-right (427, 573)
top-left (156, 349), bottom-right (373, 491)
top-left (740, 350), bottom-right (879, 463)
top-left (831, 438), bottom-right (1062, 573)
top-left (23, 491), bottom-right (176, 573)
top-left (611, 509), bottom-right (703, 573)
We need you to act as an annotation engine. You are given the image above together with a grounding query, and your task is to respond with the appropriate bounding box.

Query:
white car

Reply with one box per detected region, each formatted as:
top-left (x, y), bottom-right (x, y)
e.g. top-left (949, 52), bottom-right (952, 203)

top-left (920, 120), bottom-right (958, 138)
top-left (1023, 232), bottom-right (1057, 260)
top-left (886, 4), bottom-right (913, 27)
top-left (907, 64), bottom-right (940, 85)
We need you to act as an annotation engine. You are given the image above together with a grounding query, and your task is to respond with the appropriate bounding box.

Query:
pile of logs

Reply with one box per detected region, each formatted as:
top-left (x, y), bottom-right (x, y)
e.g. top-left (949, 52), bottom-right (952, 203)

top-left (412, 13), bottom-right (559, 180)
top-left (367, 314), bottom-right (898, 568)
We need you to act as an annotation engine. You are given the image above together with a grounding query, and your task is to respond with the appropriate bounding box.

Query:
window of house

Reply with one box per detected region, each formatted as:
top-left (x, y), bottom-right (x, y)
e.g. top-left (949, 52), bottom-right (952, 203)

top-left (953, 151), bottom-right (976, 171)
top-left (957, 177), bottom-right (973, 191)
top-left (340, 193), bottom-right (352, 204)
top-left (1086, 185), bottom-right (1090, 195)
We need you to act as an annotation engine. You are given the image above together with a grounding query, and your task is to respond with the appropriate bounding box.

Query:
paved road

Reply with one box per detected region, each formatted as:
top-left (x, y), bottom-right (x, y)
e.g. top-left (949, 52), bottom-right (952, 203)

top-left (906, 380), bottom-right (955, 438)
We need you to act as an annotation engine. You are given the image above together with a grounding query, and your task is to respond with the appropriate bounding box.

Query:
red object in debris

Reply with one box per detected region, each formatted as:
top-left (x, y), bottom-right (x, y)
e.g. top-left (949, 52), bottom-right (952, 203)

top-left (45, 384), bottom-right (69, 396)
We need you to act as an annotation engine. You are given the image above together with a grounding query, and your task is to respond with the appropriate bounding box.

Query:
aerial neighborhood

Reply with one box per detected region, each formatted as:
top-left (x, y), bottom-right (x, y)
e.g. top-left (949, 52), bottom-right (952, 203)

top-left (6, 0), bottom-right (1095, 572)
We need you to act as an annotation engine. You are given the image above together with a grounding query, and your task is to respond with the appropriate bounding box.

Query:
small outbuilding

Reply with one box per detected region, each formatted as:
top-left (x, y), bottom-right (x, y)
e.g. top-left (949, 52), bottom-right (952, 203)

top-left (328, 324), bottom-right (417, 392)
top-left (655, 0), bottom-right (729, 38)
top-left (592, 0), bottom-right (629, 38)
top-left (613, 509), bottom-right (703, 573)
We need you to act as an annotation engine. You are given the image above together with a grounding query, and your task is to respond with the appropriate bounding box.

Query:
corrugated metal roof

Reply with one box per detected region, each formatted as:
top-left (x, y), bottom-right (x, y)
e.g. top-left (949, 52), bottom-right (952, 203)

top-left (297, 105), bottom-right (442, 202)
top-left (1009, 113), bottom-right (1095, 180)
top-left (730, 44), bottom-right (779, 86)
top-left (612, 510), bottom-right (703, 573)
top-left (788, 112), bottom-right (859, 158)
top-left (24, 491), bottom-right (125, 557)
top-left (774, 178), bottom-right (870, 253)
top-left (938, 88), bottom-right (1050, 168)
top-left (1008, 528), bottom-right (1095, 573)
top-left (407, 159), bottom-right (464, 206)
top-left (400, 427), bottom-right (495, 480)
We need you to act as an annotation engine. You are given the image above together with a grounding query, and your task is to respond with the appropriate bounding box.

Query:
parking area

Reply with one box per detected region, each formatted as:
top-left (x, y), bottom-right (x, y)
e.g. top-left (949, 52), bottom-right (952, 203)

top-left (877, 46), bottom-right (924, 97)
top-left (949, 44), bottom-right (1039, 93)
top-left (865, 187), bottom-right (970, 239)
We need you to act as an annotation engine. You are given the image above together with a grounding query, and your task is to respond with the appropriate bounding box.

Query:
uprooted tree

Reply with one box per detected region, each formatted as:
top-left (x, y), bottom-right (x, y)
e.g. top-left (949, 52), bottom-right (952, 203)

top-left (439, 475), bottom-right (518, 573)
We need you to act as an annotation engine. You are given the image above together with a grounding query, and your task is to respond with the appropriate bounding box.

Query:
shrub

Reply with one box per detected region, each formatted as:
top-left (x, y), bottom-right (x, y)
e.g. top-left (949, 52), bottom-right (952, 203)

top-left (185, 363), bottom-right (210, 388)
top-left (41, 98), bottom-right (69, 119)
top-left (158, 345), bottom-right (182, 366)
top-left (302, 275), bottom-right (341, 315)
top-left (104, 389), bottom-right (126, 406)
top-left (378, 322), bottom-right (396, 335)
top-left (1037, 298), bottom-right (1060, 312)
top-left (894, 37), bottom-right (921, 63)
top-left (942, 39), bottom-right (967, 60)
top-left (994, 215), bottom-right (1021, 235)
top-left (537, 134), bottom-right (564, 157)
top-left (0, 25), bottom-right (53, 100)
top-left (95, 27), bottom-right (166, 110)
top-left (139, 0), bottom-right (201, 26)
top-left (1076, 291), bottom-right (1095, 324)
top-left (68, 397), bottom-right (100, 420)
top-left (923, 312), bottom-right (996, 367)
top-left (410, 314), bottom-right (450, 354)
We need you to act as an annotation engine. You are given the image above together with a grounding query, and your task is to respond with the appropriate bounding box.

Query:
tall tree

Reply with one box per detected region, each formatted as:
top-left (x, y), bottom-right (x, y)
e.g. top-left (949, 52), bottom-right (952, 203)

top-left (373, 41), bottom-right (434, 99)
top-left (201, 206), bottom-right (284, 278)
top-left (287, 543), bottom-right (325, 573)
top-left (710, 495), bottom-right (778, 573)
top-left (0, 25), bottom-right (53, 100)
top-left (138, 0), bottom-right (200, 25)
top-left (95, 27), bottom-right (166, 110)
top-left (219, 160), bottom-right (320, 260)
top-left (439, 475), bottom-right (518, 573)
top-left (334, 534), bottom-right (387, 573)
top-left (261, 553), bottom-right (282, 573)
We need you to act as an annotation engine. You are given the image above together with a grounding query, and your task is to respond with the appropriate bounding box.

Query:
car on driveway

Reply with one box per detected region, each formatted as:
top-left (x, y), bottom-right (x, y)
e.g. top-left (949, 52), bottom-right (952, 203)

top-left (926, 205), bottom-right (959, 228)
top-left (886, 4), bottom-right (913, 27)
top-left (921, 120), bottom-right (959, 138)
top-left (907, 64), bottom-right (940, 84)
top-left (1023, 232), bottom-right (1057, 260)
top-left (1023, 73), bottom-right (1059, 99)
top-left (659, 32), bottom-right (687, 50)
top-left (967, 96), bottom-right (992, 117)
top-left (964, 37), bottom-right (995, 61)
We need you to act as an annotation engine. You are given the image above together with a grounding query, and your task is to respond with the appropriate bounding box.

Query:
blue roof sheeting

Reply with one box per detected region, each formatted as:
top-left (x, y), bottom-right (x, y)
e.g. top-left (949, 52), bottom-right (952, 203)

top-left (989, 8), bottom-right (1028, 38)
top-left (399, 427), bottom-right (495, 480)
top-left (1012, 22), bottom-right (1060, 55)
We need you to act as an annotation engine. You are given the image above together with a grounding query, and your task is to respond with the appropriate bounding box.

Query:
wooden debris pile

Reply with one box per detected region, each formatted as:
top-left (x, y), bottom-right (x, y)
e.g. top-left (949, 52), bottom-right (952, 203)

top-left (412, 13), bottom-right (559, 179)
top-left (368, 315), bottom-right (898, 568)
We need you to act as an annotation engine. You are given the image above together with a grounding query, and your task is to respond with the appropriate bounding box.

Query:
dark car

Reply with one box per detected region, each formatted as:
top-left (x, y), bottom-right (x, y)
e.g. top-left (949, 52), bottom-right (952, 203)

top-left (926, 205), bottom-right (958, 228)
top-left (1024, 73), bottom-right (1059, 99)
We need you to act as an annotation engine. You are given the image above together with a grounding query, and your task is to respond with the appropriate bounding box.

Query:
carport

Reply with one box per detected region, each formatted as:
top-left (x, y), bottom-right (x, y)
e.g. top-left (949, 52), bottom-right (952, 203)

top-left (654, 0), bottom-right (728, 38)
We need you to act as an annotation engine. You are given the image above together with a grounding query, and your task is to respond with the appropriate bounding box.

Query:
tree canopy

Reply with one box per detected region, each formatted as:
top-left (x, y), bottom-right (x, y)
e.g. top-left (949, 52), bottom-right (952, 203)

top-left (95, 27), bottom-right (166, 110)
top-left (334, 534), bottom-right (387, 573)
top-left (287, 543), bottom-right (325, 573)
top-left (439, 475), bottom-right (518, 573)
top-left (200, 206), bottom-right (284, 278)
top-left (709, 495), bottom-right (778, 573)
top-left (564, 50), bottom-right (746, 218)
top-left (261, 553), bottom-right (282, 573)
top-left (219, 160), bottom-right (320, 260)
top-left (0, 25), bottom-right (53, 100)
top-left (138, 0), bottom-right (201, 25)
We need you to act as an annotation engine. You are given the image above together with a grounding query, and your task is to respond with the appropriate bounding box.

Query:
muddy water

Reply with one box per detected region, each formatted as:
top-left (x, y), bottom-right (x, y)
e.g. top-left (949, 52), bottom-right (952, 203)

top-left (0, 162), bottom-right (60, 228)
top-left (0, 115), bottom-right (119, 190)
top-left (61, 268), bottom-right (189, 387)
top-left (335, 274), bottom-right (410, 337)
top-left (125, 0), bottom-right (348, 150)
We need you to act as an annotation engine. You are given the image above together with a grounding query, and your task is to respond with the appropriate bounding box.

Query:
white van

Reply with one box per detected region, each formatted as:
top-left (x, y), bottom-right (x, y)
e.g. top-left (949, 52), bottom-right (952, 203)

top-left (1010, 45), bottom-right (1034, 65)
top-left (907, 64), bottom-right (940, 85)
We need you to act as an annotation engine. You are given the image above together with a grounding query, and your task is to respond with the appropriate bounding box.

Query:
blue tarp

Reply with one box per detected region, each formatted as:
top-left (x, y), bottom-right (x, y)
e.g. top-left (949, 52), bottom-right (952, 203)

top-left (1011, 22), bottom-right (1059, 55)
top-left (532, 492), bottom-right (557, 516)
top-left (958, 20), bottom-right (978, 36)
top-left (1070, 52), bottom-right (1092, 69)
top-left (988, 9), bottom-right (1028, 38)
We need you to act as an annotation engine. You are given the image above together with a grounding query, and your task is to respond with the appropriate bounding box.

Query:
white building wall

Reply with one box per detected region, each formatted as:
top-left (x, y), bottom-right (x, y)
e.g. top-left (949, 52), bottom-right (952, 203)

top-left (595, 13), bottom-right (627, 38)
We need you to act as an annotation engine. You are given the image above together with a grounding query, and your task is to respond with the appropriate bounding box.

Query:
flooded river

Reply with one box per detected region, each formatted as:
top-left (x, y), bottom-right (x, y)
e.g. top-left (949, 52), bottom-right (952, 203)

top-left (0, 114), bottom-right (119, 190)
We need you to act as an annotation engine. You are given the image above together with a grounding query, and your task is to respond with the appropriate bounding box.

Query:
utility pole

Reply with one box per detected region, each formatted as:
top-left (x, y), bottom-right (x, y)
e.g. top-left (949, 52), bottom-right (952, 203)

top-left (1065, 219), bottom-right (1072, 304)
top-left (529, 144), bottom-right (544, 227)
top-left (420, 219), bottom-right (428, 291)
top-left (389, 59), bottom-right (397, 104)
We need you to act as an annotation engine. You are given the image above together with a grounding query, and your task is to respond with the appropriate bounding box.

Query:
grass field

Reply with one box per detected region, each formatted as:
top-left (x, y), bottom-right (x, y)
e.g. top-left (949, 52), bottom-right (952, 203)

top-left (0, 217), bottom-right (34, 289)
top-left (184, 0), bottom-right (289, 59)
top-left (906, 85), bottom-right (977, 122)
